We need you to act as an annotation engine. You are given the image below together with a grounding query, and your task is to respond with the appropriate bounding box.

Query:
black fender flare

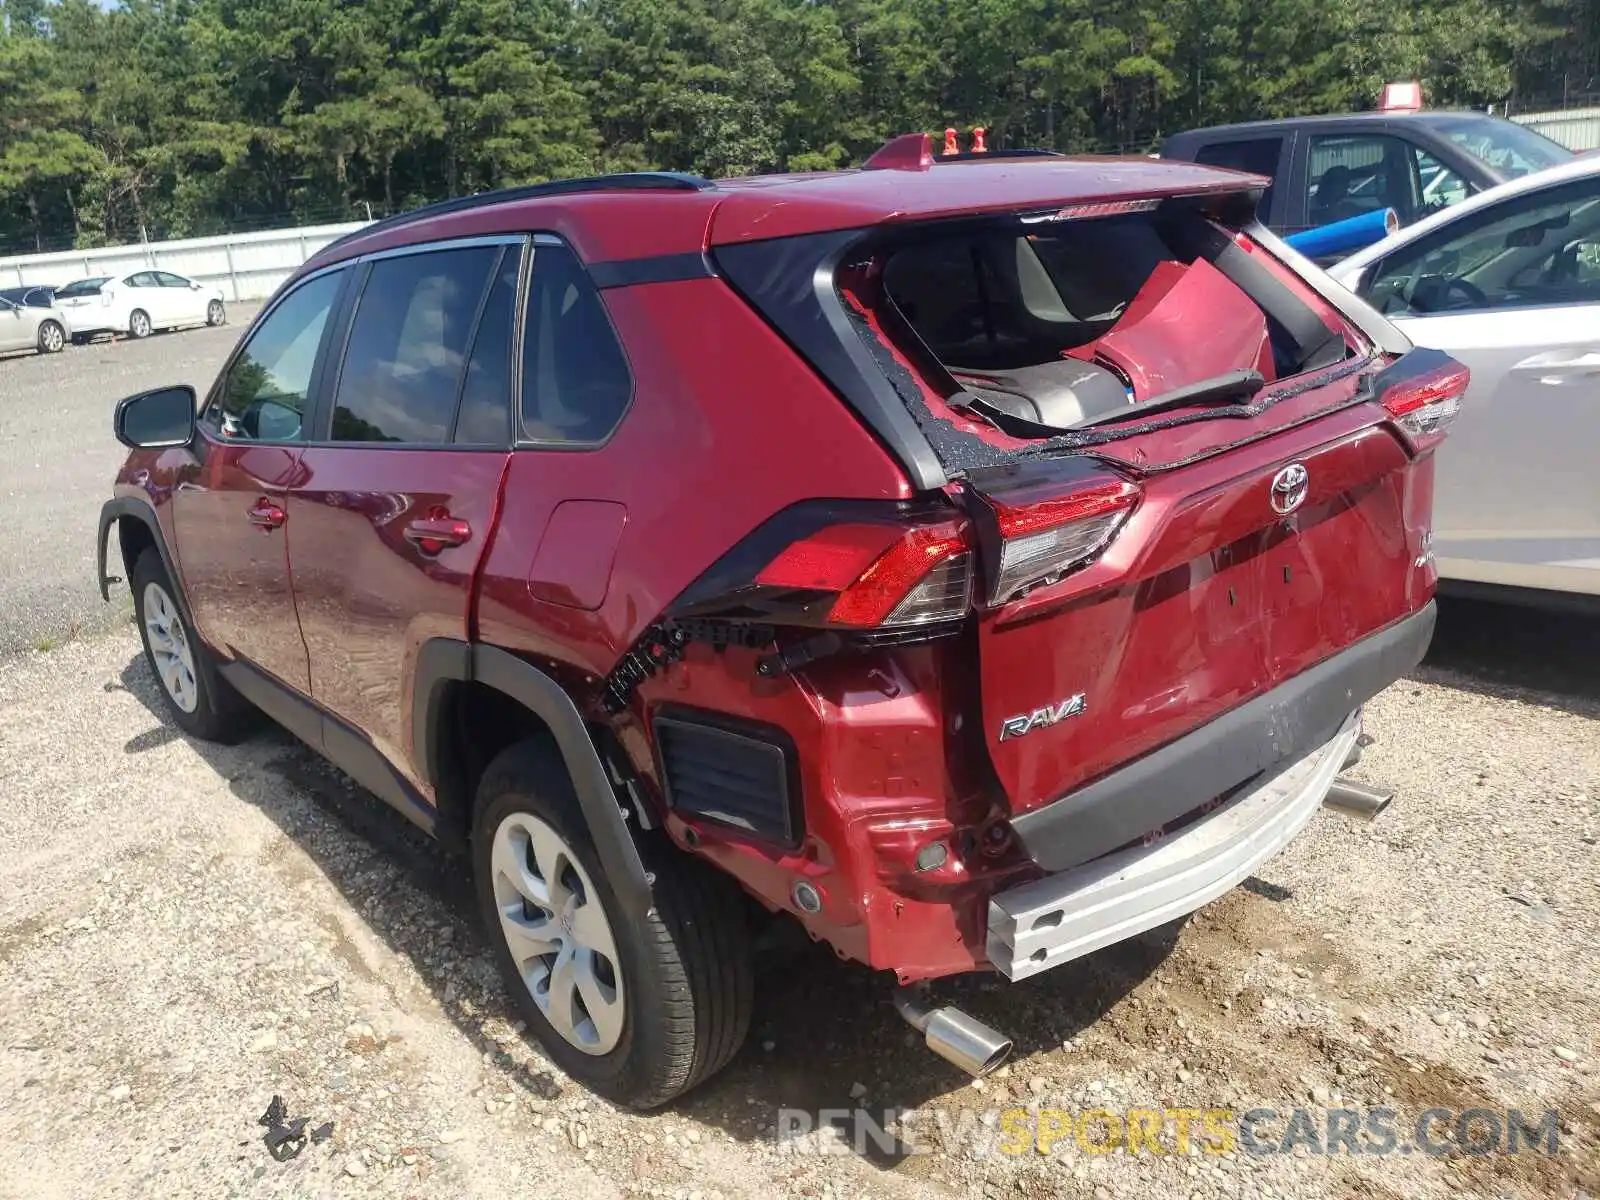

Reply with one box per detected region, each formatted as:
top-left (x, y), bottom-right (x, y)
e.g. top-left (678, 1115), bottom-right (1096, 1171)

top-left (414, 638), bottom-right (653, 918)
top-left (98, 497), bottom-right (193, 625)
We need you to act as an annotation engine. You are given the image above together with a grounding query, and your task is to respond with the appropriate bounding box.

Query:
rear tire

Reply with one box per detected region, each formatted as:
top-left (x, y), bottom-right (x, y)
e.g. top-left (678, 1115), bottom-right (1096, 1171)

top-left (37, 320), bottom-right (64, 354)
top-left (131, 549), bottom-right (253, 742)
top-left (473, 736), bottom-right (753, 1108)
top-left (128, 309), bottom-right (151, 339)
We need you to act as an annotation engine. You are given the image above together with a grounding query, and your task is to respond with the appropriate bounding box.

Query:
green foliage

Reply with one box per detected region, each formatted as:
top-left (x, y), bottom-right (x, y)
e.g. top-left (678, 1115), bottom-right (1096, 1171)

top-left (0, 0), bottom-right (1584, 252)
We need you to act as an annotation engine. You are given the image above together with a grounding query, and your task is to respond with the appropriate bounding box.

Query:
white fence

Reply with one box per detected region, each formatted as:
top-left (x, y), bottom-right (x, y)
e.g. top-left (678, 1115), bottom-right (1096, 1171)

top-left (1511, 107), bottom-right (1600, 152)
top-left (0, 220), bottom-right (372, 303)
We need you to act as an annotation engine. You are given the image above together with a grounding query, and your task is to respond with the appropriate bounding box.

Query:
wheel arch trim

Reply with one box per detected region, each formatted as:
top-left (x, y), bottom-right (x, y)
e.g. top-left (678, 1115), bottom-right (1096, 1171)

top-left (98, 497), bottom-right (191, 626)
top-left (414, 638), bottom-right (653, 917)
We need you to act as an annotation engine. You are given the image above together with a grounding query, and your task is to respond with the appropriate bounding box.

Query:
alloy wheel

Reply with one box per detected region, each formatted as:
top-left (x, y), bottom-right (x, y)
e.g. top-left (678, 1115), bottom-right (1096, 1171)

top-left (40, 322), bottom-right (63, 353)
top-left (490, 812), bottom-right (625, 1055)
top-left (130, 311), bottom-right (150, 338)
top-left (207, 300), bottom-right (225, 326)
top-left (142, 581), bottom-right (198, 714)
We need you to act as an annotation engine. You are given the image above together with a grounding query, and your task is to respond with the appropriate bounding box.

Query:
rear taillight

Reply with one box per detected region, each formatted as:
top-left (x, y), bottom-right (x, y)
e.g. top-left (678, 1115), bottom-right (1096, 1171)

top-left (975, 474), bottom-right (1141, 605)
top-left (1378, 356), bottom-right (1469, 446)
top-left (756, 519), bottom-right (972, 628)
top-left (671, 507), bottom-right (974, 632)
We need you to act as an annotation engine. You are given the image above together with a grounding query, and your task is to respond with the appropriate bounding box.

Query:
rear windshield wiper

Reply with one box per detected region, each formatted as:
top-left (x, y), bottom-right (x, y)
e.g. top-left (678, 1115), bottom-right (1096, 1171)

top-left (1072, 368), bottom-right (1266, 428)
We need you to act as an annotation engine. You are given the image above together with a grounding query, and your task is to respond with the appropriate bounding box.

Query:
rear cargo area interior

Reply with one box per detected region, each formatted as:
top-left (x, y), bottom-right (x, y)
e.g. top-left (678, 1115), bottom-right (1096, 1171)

top-left (877, 209), bottom-right (1351, 432)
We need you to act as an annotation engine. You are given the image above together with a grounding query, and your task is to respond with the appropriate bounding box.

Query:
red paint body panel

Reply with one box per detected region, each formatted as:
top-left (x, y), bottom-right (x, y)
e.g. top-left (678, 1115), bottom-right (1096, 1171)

top-left (168, 433), bottom-right (311, 691)
top-left (286, 447), bottom-right (509, 788)
top-left (1065, 258), bottom-right (1274, 396)
top-left (529, 500), bottom-right (629, 610)
top-left (974, 412), bottom-right (1432, 816)
top-left (476, 278), bottom-right (909, 689)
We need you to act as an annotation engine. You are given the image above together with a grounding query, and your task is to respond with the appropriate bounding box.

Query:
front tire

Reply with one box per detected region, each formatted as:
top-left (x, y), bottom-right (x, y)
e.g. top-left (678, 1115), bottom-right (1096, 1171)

top-left (128, 309), bottom-right (151, 339)
top-left (131, 549), bottom-right (252, 742)
top-left (206, 299), bottom-right (226, 326)
top-left (473, 737), bottom-right (753, 1108)
top-left (37, 320), bottom-right (64, 354)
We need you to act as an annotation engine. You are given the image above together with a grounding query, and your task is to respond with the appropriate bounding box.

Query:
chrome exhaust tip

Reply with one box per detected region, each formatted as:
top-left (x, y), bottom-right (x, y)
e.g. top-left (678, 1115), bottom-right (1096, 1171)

top-left (893, 987), bottom-right (1013, 1078)
top-left (1322, 778), bottom-right (1393, 823)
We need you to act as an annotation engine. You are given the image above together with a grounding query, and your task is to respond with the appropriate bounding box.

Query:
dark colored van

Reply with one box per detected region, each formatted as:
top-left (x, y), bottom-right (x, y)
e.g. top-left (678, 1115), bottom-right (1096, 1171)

top-left (1162, 110), bottom-right (1571, 235)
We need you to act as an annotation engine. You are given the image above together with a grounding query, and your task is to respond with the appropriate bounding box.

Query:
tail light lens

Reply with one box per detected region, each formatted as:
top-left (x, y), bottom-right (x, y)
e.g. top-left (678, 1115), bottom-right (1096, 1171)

top-left (979, 477), bottom-right (1141, 604)
top-left (757, 519), bottom-right (972, 627)
top-left (671, 507), bottom-right (973, 632)
top-left (1379, 358), bottom-right (1469, 447)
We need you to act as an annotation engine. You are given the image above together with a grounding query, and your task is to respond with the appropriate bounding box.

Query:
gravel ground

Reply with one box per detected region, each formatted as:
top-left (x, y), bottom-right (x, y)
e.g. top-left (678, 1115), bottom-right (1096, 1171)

top-left (0, 602), bottom-right (1596, 1199)
top-left (0, 306), bottom-right (258, 661)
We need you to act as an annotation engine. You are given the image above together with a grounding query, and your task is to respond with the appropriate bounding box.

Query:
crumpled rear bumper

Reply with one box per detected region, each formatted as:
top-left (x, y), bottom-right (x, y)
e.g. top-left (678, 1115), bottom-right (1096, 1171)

top-left (986, 709), bottom-right (1360, 982)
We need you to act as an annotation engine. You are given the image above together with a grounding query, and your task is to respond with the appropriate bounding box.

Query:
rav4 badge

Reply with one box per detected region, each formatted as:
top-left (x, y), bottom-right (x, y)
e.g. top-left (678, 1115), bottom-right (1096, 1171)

top-left (1000, 693), bottom-right (1087, 741)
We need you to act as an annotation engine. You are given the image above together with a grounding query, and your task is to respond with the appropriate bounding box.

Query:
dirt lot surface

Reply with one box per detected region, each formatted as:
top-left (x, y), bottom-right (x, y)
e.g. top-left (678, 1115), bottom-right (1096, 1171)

top-left (0, 307), bottom-right (257, 661)
top-left (0, 603), bottom-right (1596, 1199)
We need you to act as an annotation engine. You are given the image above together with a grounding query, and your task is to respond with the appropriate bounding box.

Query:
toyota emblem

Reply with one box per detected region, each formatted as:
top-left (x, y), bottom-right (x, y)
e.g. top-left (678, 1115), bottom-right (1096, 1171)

top-left (1270, 463), bottom-right (1309, 515)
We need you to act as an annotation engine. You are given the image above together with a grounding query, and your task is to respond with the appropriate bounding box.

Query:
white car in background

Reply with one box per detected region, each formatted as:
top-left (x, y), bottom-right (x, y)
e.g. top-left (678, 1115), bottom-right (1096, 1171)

top-left (53, 269), bottom-right (227, 342)
top-left (0, 290), bottom-right (69, 356)
top-left (1329, 154), bottom-right (1600, 607)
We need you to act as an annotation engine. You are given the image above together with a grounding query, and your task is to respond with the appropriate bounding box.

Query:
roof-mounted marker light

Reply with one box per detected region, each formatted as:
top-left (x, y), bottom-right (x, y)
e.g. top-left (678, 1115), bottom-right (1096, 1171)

top-left (1379, 81), bottom-right (1424, 113)
top-left (972, 127), bottom-right (988, 154)
top-left (943, 128), bottom-right (960, 156)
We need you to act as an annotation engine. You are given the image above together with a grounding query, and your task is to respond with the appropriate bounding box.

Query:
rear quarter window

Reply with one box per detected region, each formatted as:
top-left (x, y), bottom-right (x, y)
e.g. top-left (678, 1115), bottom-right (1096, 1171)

top-left (520, 241), bottom-right (633, 445)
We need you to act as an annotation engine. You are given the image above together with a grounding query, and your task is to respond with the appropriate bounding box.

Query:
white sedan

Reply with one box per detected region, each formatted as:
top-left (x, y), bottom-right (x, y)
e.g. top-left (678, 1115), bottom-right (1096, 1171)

top-left (53, 270), bottom-right (227, 342)
top-left (1329, 154), bottom-right (1600, 605)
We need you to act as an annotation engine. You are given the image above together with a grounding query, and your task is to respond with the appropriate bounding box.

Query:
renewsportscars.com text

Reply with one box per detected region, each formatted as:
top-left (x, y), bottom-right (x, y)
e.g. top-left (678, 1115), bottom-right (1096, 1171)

top-left (776, 1105), bottom-right (1561, 1159)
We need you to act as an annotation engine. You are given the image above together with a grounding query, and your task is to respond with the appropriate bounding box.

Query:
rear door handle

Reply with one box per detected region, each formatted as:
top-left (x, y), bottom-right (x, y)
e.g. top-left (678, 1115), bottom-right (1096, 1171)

top-left (247, 499), bottom-right (285, 529)
top-left (1510, 349), bottom-right (1600, 382)
top-left (405, 513), bottom-right (472, 554)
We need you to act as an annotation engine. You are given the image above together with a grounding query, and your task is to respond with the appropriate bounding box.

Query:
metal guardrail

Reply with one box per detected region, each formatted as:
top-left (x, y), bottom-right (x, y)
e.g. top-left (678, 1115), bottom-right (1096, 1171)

top-left (0, 221), bottom-right (371, 303)
top-left (1510, 106), bottom-right (1600, 152)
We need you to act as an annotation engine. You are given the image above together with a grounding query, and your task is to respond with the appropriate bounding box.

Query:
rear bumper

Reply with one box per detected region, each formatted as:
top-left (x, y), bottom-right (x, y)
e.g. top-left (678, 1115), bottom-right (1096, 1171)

top-left (1008, 602), bottom-right (1436, 874)
top-left (987, 709), bottom-right (1360, 981)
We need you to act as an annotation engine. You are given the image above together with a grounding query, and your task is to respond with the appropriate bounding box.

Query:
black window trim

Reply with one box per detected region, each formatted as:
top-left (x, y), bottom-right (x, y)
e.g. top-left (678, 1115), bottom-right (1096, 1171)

top-left (513, 231), bottom-right (636, 452)
top-left (1361, 175), bottom-right (1600, 321)
top-left (308, 232), bottom-right (530, 452)
top-left (196, 261), bottom-right (355, 451)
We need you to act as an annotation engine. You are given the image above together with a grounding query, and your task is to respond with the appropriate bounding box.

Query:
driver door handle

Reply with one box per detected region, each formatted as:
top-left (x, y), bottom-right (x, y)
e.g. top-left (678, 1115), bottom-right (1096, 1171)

top-left (247, 499), bottom-right (286, 529)
top-left (1510, 349), bottom-right (1600, 382)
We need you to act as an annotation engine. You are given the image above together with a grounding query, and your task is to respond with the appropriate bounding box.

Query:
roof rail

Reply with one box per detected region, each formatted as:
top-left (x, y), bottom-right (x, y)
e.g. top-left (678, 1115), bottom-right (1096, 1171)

top-left (862, 129), bottom-right (1065, 172)
top-left (313, 171), bottom-right (716, 259)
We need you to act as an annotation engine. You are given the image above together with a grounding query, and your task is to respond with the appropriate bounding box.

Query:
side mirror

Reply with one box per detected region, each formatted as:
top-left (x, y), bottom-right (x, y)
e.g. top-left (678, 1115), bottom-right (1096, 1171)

top-left (190, 282), bottom-right (201, 290)
top-left (114, 385), bottom-right (197, 449)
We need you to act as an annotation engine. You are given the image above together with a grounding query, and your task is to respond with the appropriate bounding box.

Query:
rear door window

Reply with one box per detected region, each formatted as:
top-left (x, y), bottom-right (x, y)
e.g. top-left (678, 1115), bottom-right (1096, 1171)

top-left (330, 246), bottom-right (499, 443)
top-left (1306, 134), bottom-right (1421, 225)
top-left (454, 247), bottom-right (522, 445)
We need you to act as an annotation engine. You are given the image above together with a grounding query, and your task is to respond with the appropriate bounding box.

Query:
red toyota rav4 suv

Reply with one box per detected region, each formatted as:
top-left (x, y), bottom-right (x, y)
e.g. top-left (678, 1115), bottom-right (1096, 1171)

top-left (99, 133), bottom-right (1457, 1108)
